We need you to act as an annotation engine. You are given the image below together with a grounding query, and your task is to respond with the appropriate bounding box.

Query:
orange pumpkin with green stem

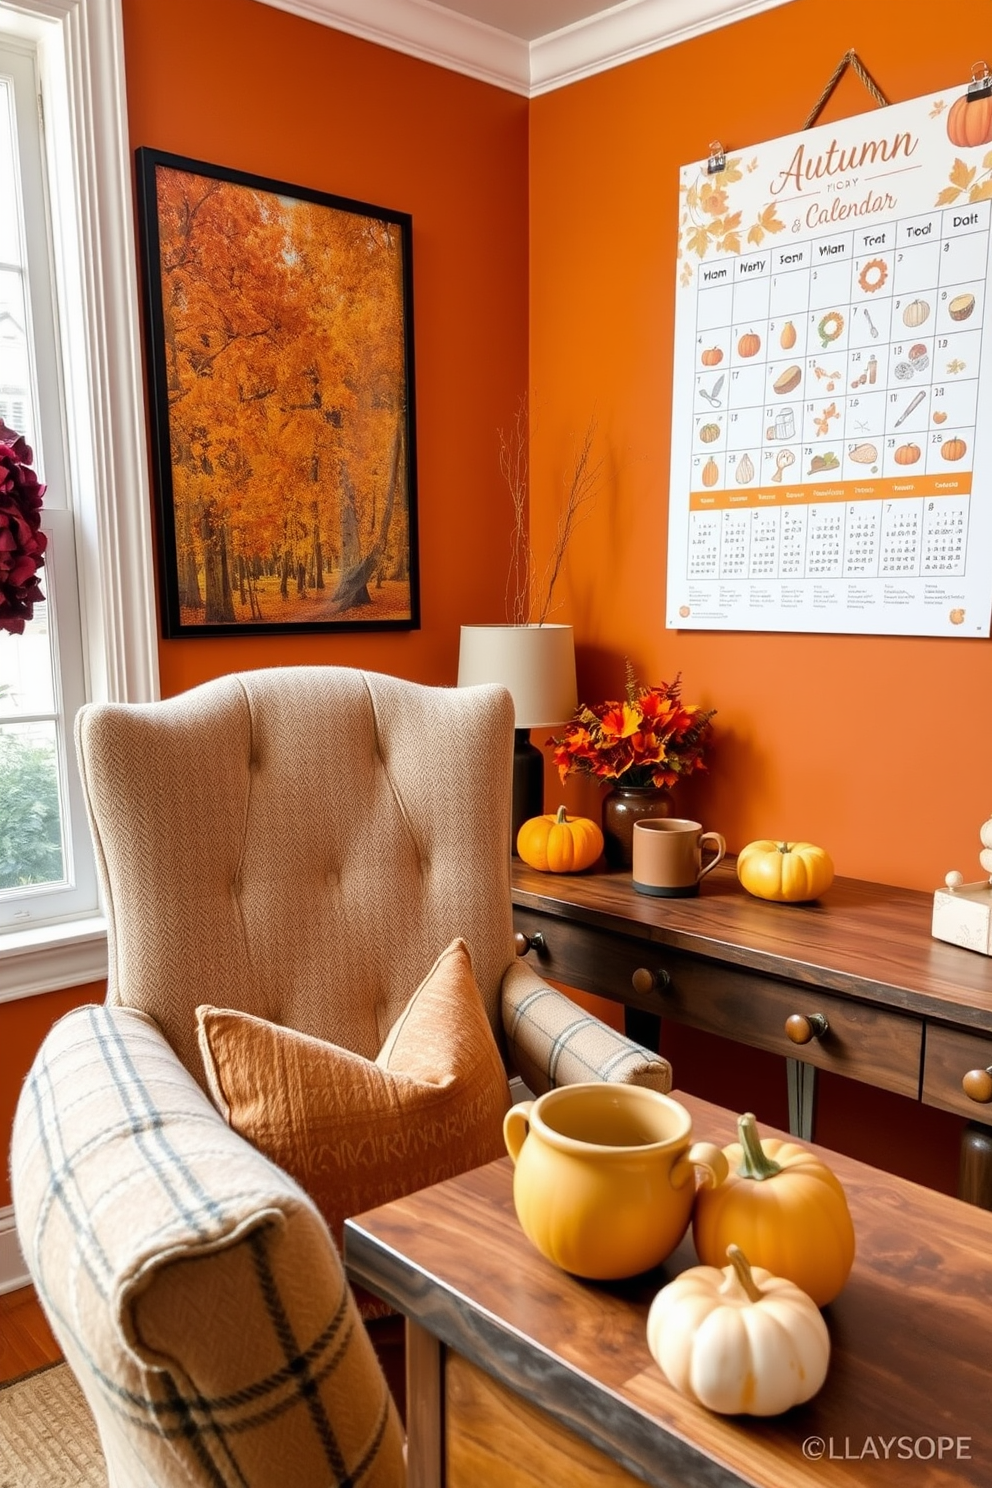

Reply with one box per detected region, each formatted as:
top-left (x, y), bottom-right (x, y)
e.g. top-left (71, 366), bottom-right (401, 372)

top-left (516, 805), bottom-right (603, 873)
top-left (692, 1112), bottom-right (855, 1306)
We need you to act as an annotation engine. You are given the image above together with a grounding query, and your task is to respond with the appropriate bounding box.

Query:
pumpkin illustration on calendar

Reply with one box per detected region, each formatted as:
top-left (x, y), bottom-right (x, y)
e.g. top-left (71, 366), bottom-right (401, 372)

top-left (940, 437), bottom-right (968, 462)
top-left (894, 443), bottom-right (921, 465)
top-left (701, 457), bottom-right (720, 487)
top-left (946, 89), bottom-right (992, 149)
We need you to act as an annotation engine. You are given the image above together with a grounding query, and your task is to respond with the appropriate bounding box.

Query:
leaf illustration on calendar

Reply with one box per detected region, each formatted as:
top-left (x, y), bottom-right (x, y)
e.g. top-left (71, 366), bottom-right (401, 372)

top-left (678, 161), bottom-right (786, 280)
top-left (935, 151), bottom-right (992, 206)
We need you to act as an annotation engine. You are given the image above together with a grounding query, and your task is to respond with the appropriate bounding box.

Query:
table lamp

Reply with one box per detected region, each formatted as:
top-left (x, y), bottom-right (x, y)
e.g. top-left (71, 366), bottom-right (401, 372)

top-left (457, 623), bottom-right (578, 852)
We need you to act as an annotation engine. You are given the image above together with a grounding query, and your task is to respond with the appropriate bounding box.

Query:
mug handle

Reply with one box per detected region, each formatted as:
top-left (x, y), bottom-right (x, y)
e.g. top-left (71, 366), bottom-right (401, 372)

top-left (697, 832), bottom-right (727, 882)
top-left (503, 1102), bottom-right (533, 1164)
top-left (670, 1141), bottom-right (729, 1190)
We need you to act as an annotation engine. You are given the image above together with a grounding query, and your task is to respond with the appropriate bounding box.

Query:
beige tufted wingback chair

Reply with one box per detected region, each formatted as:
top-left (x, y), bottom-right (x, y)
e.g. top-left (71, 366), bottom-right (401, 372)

top-left (12, 666), bottom-right (671, 1488)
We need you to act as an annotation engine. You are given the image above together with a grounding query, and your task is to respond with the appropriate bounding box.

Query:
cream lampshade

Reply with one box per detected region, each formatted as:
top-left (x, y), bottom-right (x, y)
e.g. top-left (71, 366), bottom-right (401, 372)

top-left (457, 623), bottom-right (578, 852)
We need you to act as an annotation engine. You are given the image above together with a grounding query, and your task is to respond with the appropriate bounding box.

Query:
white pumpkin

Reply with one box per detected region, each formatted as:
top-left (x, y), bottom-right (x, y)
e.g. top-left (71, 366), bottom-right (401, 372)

top-left (646, 1245), bottom-right (830, 1416)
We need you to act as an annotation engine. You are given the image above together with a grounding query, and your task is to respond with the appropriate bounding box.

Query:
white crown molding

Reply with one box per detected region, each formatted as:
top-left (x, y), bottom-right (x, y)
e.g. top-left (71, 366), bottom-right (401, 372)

top-left (254, 0), bottom-right (531, 94)
top-left (529, 0), bottom-right (794, 95)
top-left (253, 0), bottom-right (793, 95)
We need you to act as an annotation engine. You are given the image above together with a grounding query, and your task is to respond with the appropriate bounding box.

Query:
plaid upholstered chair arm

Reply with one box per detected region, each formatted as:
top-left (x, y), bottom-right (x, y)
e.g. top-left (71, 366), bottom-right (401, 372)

top-left (11, 1004), bottom-right (404, 1488)
top-left (500, 959), bottom-right (672, 1097)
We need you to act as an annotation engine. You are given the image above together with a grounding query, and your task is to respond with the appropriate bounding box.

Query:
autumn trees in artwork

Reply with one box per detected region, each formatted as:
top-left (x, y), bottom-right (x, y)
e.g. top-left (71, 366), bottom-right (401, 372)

top-left (150, 162), bottom-right (415, 629)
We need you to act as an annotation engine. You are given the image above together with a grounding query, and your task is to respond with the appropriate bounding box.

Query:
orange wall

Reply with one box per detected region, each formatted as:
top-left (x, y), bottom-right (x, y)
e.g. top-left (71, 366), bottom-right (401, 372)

top-left (122, 0), bottom-right (529, 698)
top-left (529, 2), bottom-right (992, 893)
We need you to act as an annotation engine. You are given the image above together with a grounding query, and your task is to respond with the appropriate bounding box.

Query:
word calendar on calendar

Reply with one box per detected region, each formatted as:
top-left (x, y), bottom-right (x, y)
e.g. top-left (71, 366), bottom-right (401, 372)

top-left (666, 77), bottom-right (992, 635)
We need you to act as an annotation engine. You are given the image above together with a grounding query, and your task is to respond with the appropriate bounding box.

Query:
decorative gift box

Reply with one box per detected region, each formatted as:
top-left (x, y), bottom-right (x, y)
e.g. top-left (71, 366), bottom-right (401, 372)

top-left (932, 879), bottom-right (992, 957)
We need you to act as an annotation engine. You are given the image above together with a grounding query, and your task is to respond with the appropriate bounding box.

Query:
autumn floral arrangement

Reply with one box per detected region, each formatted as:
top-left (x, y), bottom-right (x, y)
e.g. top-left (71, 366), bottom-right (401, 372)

top-left (550, 664), bottom-right (715, 790)
top-left (0, 421), bottom-right (47, 636)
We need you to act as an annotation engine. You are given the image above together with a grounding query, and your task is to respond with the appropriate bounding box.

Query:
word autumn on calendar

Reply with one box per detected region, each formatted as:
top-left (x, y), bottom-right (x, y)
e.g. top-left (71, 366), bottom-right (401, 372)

top-left (665, 79), bottom-right (992, 636)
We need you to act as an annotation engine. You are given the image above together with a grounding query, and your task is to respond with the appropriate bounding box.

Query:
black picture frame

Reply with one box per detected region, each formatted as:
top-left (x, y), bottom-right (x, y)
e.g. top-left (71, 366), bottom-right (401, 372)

top-left (135, 148), bottom-right (419, 637)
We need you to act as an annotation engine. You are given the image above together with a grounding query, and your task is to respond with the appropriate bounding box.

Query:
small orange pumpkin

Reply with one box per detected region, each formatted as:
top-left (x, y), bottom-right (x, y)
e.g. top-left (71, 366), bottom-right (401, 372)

top-left (516, 805), bottom-right (603, 874)
top-left (941, 437), bottom-right (967, 462)
top-left (701, 346), bottom-right (724, 366)
top-left (738, 331), bottom-right (761, 358)
top-left (947, 89), bottom-right (992, 149)
top-left (701, 457), bottom-right (719, 488)
top-left (692, 1112), bottom-right (856, 1307)
top-left (894, 443), bottom-right (920, 465)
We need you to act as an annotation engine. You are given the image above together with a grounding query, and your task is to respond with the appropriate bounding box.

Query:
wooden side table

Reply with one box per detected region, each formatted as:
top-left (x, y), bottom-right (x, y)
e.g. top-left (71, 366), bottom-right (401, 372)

top-left (345, 1092), bottom-right (992, 1488)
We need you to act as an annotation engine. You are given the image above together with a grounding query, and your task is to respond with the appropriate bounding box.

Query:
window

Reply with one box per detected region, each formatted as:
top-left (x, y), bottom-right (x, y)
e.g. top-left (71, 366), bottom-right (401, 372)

top-left (0, 37), bottom-right (93, 930)
top-left (0, 0), bottom-right (158, 998)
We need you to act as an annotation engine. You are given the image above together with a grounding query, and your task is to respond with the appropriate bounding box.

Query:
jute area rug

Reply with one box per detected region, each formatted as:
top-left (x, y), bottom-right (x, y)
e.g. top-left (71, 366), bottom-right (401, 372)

top-left (0, 1362), bottom-right (107, 1488)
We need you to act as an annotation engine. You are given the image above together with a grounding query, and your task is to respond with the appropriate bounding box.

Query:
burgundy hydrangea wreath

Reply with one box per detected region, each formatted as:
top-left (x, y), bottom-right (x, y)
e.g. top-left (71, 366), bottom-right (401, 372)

top-left (0, 420), bottom-right (47, 636)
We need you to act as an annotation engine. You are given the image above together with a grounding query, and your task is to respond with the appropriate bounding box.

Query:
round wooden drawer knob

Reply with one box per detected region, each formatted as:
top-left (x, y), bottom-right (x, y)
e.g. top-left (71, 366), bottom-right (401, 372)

top-left (785, 1012), bottom-right (828, 1045)
top-left (631, 967), bottom-right (671, 996)
top-left (513, 930), bottom-right (546, 958)
top-left (962, 1066), bottom-right (992, 1104)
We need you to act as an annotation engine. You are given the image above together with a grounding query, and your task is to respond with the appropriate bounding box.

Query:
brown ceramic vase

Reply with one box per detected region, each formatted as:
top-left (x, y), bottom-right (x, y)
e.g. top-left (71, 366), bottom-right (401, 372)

top-left (601, 785), bottom-right (672, 868)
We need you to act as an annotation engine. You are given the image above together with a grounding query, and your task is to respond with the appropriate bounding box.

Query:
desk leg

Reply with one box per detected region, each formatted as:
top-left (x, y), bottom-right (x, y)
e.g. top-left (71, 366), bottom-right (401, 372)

top-left (959, 1123), bottom-right (992, 1210)
top-left (786, 1058), bottom-right (817, 1141)
top-left (624, 1006), bottom-right (661, 1052)
top-left (406, 1319), bottom-right (444, 1488)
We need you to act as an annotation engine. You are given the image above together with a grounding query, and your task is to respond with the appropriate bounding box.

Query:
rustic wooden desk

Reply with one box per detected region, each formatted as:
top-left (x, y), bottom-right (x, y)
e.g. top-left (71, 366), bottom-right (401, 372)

top-left (344, 1093), bottom-right (992, 1488)
top-left (511, 859), bottom-right (992, 1206)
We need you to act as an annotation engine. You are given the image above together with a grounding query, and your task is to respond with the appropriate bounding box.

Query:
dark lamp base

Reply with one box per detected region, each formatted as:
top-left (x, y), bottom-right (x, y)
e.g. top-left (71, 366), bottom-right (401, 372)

top-left (511, 729), bottom-right (545, 854)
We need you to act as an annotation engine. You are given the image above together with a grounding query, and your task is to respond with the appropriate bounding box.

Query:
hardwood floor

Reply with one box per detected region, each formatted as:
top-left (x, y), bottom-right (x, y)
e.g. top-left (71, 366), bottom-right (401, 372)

top-left (0, 1286), bottom-right (62, 1384)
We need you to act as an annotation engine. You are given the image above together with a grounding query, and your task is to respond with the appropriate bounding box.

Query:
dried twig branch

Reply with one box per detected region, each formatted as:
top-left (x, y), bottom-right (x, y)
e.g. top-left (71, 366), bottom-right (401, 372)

top-left (533, 418), bottom-right (601, 624)
top-left (498, 396), bottom-right (530, 625)
top-left (498, 399), bottom-right (601, 625)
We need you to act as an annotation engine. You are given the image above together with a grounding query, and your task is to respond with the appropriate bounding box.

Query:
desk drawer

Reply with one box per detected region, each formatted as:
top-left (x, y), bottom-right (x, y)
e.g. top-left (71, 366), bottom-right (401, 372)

top-left (923, 1024), bottom-right (992, 1119)
top-left (514, 908), bottom-right (922, 1099)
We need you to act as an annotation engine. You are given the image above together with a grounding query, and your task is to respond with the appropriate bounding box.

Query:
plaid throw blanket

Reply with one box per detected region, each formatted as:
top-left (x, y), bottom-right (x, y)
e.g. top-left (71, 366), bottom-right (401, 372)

top-left (11, 1003), bottom-right (404, 1487)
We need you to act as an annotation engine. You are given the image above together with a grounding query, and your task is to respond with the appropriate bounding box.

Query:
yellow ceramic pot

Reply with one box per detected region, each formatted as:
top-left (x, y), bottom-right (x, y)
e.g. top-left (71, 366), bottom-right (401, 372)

top-left (503, 1083), bottom-right (728, 1280)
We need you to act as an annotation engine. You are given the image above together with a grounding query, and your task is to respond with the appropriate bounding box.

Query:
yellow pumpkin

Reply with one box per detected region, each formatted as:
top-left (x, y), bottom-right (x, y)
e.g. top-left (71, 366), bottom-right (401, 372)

top-left (737, 839), bottom-right (834, 902)
top-left (517, 805), bottom-right (603, 873)
top-left (647, 1244), bottom-right (831, 1415)
top-left (692, 1113), bottom-right (855, 1307)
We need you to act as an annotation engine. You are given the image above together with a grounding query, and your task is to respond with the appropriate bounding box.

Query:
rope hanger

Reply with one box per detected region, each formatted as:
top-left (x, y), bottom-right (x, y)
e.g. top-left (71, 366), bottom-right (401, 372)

top-left (706, 52), bottom-right (992, 169)
top-left (707, 48), bottom-right (889, 173)
top-left (800, 50), bottom-right (889, 131)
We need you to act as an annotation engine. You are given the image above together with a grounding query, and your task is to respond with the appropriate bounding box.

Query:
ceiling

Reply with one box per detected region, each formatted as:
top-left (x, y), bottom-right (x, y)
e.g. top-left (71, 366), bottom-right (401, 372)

top-left (255, 0), bottom-right (791, 96)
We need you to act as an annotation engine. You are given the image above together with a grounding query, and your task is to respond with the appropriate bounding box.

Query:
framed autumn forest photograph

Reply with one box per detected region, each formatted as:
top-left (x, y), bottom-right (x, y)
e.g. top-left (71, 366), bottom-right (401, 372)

top-left (135, 148), bottom-right (419, 637)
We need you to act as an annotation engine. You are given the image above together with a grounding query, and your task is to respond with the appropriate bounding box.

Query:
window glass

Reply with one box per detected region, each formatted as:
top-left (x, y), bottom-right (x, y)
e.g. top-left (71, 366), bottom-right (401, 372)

top-left (0, 34), bottom-right (93, 931)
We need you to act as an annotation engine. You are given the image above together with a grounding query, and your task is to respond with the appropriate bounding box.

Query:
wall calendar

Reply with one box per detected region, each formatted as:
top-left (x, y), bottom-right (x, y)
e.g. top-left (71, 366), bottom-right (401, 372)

top-left (666, 75), bottom-right (992, 636)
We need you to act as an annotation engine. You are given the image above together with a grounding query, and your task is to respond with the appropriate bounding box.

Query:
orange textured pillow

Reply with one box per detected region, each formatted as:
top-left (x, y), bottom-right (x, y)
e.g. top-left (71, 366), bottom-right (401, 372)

top-left (196, 938), bottom-right (511, 1266)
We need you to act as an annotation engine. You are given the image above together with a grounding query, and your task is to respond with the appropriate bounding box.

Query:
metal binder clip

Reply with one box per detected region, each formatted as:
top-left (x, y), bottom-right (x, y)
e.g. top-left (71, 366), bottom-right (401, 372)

top-left (706, 141), bottom-right (726, 175)
top-left (967, 61), bottom-right (992, 99)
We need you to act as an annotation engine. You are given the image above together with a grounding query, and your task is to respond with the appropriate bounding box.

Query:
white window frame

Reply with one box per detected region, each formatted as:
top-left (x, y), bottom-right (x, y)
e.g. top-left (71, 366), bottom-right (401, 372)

top-left (0, 0), bottom-right (158, 1001)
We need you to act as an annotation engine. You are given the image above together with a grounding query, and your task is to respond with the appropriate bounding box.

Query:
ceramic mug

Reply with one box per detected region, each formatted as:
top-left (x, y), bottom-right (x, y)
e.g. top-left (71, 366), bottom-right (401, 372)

top-left (632, 817), bottom-right (726, 898)
top-left (503, 1082), bottom-right (728, 1279)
